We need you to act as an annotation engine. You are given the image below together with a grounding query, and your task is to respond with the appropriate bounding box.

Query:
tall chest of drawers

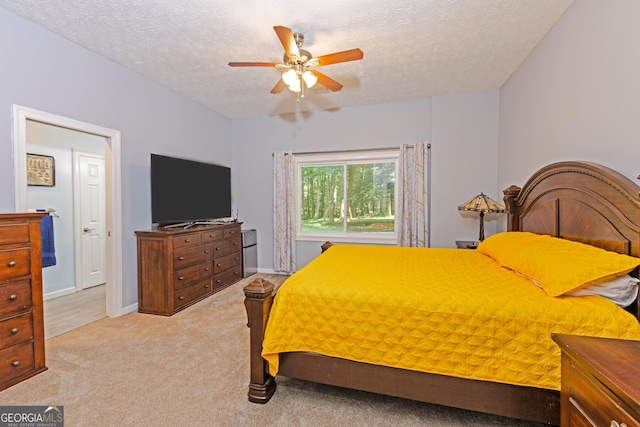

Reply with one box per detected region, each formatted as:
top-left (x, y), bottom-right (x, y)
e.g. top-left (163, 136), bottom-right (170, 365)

top-left (136, 223), bottom-right (243, 315)
top-left (0, 213), bottom-right (47, 391)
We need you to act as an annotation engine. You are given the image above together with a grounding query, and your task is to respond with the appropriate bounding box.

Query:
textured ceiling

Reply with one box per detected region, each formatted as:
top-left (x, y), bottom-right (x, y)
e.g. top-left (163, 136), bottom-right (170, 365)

top-left (0, 0), bottom-right (574, 119)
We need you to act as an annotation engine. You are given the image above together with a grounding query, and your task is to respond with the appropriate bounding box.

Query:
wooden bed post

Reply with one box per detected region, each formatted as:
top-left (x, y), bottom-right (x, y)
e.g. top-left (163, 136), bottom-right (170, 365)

top-left (503, 185), bottom-right (521, 232)
top-left (243, 278), bottom-right (276, 403)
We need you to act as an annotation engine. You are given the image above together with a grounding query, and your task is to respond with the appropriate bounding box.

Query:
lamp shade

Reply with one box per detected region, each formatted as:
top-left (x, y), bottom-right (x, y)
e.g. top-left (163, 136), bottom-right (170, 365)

top-left (458, 193), bottom-right (505, 213)
top-left (282, 69), bottom-right (298, 86)
top-left (288, 78), bottom-right (301, 92)
top-left (302, 71), bottom-right (318, 88)
top-left (458, 193), bottom-right (506, 241)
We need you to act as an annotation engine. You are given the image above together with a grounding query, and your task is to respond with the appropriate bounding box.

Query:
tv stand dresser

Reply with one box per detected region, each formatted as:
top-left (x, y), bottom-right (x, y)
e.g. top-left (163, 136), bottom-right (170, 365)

top-left (136, 222), bottom-right (242, 315)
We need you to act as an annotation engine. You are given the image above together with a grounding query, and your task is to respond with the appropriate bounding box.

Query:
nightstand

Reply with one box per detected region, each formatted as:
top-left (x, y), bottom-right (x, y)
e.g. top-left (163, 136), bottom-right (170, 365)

top-left (455, 240), bottom-right (477, 249)
top-left (552, 334), bottom-right (640, 427)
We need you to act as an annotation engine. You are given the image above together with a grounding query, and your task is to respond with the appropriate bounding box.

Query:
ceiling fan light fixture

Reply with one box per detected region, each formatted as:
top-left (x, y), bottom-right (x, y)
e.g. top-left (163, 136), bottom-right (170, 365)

top-left (302, 71), bottom-right (318, 88)
top-left (229, 26), bottom-right (363, 97)
top-left (282, 69), bottom-right (298, 86)
top-left (288, 78), bottom-right (301, 92)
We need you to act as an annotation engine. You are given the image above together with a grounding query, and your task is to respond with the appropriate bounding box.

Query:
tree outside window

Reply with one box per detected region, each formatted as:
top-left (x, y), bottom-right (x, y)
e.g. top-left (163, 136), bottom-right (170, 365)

top-left (299, 161), bottom-right (396, 235)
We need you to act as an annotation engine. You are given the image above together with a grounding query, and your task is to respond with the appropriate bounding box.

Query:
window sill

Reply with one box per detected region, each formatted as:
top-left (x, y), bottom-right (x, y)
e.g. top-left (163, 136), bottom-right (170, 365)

top-left (296, 234), bottom-right (397, 245)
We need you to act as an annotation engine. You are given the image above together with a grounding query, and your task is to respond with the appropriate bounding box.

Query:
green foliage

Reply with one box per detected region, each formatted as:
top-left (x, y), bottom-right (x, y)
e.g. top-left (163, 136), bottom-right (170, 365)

top-left (300, 162), bottom-right (395, 233)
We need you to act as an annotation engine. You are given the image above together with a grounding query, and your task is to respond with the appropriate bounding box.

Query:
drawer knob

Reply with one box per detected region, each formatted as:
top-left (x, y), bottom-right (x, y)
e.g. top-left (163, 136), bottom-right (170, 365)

top-left (204, 284), bottom-right (210, 288)
top-left (217, 263), bottom-right (222, 267)
top-left (178, 276), bottom-right (184, 280)
top-left (235, 257), bottom-right (239, 261)
top-left (215, 247), bottom-right (221, 251)
top-left (204, 267), bottom-right (210, 271)
top-left (610, 422), bottom-right (627, 427)
top-left (178, 256), bottom-right (184, 260)
top-left (8, 261), bottom-right (16, 267)
top-left (234, 271), bottom-right (239, 275)
top-left (204, 250), bottom-right (210, 254)
top-left (216, 279), bottom-right (221, 283)
top-left (184, 239), bottom-right (191, 243)
top-left (229, 230), bottom-right (235, 234)
top-left (12, 360), bottom-right (20, 367)
top-left (178, 296), bottom-right (184, 300)
top-left (9, 294), bottom-right (17, 301)
top-left (11, 328), bottom-right (19, 334)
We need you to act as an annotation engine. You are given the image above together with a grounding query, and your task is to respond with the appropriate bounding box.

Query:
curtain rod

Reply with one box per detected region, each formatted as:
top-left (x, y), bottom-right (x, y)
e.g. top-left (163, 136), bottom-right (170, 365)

top-left (272, 143), bottom-right (431, 157)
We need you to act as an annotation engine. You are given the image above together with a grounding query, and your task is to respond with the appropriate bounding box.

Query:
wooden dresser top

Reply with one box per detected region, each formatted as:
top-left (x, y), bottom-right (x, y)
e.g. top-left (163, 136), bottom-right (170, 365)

top-left (553, 333), bottom-right (640, 413)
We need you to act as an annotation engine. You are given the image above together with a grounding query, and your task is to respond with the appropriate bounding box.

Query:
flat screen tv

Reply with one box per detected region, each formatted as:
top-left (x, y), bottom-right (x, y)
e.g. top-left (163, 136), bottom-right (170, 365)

top-left (150, 154), bottom-right (231, 225)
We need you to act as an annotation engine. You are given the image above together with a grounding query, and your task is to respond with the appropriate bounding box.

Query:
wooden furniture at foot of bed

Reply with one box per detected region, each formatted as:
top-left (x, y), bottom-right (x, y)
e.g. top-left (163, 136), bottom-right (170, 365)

top-left (553, 334), bottom-right (640, 427)
top-left (244, 161), bottom-right (640, 425)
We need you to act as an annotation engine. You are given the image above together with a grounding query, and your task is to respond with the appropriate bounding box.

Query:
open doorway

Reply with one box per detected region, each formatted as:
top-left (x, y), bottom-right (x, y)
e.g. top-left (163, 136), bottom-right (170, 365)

top-left (12, 105), bottom-right (124, 331)
top-left (25, 122), bottom-right (107, 338)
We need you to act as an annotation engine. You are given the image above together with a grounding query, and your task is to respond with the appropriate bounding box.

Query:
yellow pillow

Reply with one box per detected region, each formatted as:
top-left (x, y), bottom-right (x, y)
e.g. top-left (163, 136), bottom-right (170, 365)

top-left (477, 232), bottom-right (546, 263)
top-left (478, 232), bottom-right (640, 297)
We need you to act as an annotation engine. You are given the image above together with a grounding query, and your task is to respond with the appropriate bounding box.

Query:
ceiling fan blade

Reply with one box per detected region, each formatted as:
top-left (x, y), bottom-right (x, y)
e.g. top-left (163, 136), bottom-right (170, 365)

top-left (274, 26), bottom-right (299, 60)
top-left (314, 48), bottom-right (364, 67)
top-left (271, 79), bottom-right (287, 94)
top-left (314, 71), bottom-right (343, 92)
top-left (228, 62), bottom-right (277, 67)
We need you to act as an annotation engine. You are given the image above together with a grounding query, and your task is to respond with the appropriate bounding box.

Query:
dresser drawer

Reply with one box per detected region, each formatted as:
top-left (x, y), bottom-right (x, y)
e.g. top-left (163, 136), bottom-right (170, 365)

top-left (172, 232), bottom-right (201, 249)
top-left (0, 342), bottom-right (36, 384)
top-left (212, 238), bottom-right (241, 257)
top-left (201, 229), bottom-right (224, 243)
top-left (568, 360), bottom-right (640, 427)
top-left (213, 268), bottom-right (242, 291)
top-left (223, 227), bottom-right (240, 240)
top-left (214, 252), bottom-right (241, 274)
top-left (0, 248), bottom-right (31, 281)
top-left (0, 281), bottom-right (32, 316)
top-left (0, 312), bottom-right (33, 351)
top-left (173, 261), bottom-right (213, 290)
top-left (173, 244), bottom-right (213, 269)
top-left (173, 278), bottom-right (212, 309)
top-left (0, 223), bottom-right (30, 246)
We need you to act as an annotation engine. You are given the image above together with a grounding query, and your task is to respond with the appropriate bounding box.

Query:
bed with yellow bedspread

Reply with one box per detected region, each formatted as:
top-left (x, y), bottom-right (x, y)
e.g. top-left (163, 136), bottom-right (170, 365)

top-left (262, 243), bottom-right (640, 391)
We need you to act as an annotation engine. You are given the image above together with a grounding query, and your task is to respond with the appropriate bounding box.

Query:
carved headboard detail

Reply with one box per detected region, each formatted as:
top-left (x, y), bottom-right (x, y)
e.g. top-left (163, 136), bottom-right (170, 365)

top-left (503, 161), bottom-right (640, 257)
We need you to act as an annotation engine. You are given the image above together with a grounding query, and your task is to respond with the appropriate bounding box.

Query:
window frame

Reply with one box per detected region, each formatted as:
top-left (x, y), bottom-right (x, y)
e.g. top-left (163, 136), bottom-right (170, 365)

top-left (294, 149), bottom-right (399, 244)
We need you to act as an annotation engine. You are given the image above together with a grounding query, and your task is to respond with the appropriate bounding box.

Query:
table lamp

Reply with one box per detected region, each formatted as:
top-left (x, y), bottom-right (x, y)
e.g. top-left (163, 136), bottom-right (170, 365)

top-left (458, 193), bottom-right (506, 241)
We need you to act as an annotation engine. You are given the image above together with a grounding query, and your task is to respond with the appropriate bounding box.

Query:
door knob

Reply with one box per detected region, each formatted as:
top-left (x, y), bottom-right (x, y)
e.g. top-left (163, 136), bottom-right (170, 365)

top-left (83, 227), bottom-right (95, 232)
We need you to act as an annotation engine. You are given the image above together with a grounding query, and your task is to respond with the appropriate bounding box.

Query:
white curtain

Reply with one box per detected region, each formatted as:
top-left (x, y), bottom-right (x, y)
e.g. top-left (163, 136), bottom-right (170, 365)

top-left (397, 142), bottom-right (430, 247)
top-left (273, 151), bottom-right (297, 273)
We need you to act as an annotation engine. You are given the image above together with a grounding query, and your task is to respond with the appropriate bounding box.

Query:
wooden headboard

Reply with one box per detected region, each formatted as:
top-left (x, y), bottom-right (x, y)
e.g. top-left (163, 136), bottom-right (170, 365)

top-left (503, 161), bottom-right (640, 319)
top-left (504, 161), bottom-right (640, 256)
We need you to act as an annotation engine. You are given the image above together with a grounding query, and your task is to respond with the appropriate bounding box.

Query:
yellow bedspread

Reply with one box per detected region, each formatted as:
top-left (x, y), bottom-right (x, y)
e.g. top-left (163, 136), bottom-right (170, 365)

top-left (262, 245), bottom-right (640, 390)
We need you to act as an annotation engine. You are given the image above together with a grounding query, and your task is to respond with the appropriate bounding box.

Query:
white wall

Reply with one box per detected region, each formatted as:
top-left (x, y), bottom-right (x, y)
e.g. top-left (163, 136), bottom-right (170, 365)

top-left (26, 121), bottom-right (105, 298)
top-left (232, 91), bottom-right (499, 271)
top-left (431, 91), bottom-right (501, 246)
top-left (499, 0), bottom-right (640, 197)
top-left (0, 7), bottom-right (232, 309)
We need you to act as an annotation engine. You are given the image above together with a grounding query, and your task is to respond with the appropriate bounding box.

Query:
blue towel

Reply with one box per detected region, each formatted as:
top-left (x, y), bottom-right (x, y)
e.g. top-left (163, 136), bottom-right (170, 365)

top-left (40, 215), bottom-right (57, 268)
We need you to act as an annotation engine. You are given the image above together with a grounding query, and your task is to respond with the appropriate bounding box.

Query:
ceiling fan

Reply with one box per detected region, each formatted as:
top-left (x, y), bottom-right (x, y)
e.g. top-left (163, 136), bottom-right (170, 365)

top-left (228, 26), bottom-right (364, 98)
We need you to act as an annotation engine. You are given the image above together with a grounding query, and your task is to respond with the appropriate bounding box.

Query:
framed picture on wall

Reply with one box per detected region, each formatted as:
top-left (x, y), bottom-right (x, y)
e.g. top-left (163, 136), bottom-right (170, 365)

top-left (27, 153), bottom-right (55, 187)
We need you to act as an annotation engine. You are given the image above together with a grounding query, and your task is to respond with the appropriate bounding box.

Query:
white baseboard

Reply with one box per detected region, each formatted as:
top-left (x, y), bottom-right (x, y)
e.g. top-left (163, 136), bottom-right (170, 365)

top-left (113, 303), bottom-right (138, 317)
top-left (256, 268), bottom-right (289, 275)
top-left (43, 287), bottom-right (77, 301)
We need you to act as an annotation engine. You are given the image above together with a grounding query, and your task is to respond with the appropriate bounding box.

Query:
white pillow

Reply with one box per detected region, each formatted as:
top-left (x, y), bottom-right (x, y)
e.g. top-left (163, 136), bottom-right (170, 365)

top-left (565, 275), bottom-right (639, 307)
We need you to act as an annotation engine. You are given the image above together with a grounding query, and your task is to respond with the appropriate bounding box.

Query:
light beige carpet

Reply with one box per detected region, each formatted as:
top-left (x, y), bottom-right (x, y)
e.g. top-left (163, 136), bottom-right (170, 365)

top-left (1, 275), bottom-right (547, 427)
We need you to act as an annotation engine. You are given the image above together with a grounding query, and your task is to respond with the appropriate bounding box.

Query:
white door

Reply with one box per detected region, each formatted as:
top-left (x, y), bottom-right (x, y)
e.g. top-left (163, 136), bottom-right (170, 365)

top-left (74, 150), bottom-right (106, 290)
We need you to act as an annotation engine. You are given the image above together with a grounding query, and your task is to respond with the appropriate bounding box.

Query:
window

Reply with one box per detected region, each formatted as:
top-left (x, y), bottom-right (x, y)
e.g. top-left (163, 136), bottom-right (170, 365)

top-left (296, 150), bottom-right (398, 242)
